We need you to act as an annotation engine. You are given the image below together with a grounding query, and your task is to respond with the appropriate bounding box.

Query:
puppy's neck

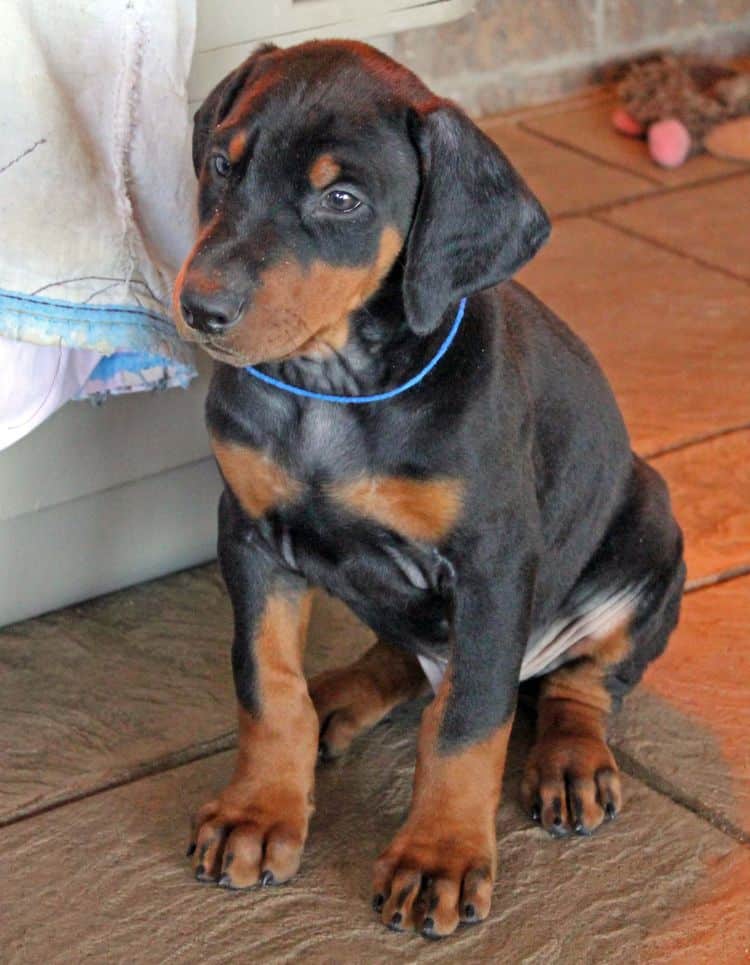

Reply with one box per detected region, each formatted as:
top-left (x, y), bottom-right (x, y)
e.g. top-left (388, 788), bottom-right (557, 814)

top-left (253, 289), bottom-right (455, 401)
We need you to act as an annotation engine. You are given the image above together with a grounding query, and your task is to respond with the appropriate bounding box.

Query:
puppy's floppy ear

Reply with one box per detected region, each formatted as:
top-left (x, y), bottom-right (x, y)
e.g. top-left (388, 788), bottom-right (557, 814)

top-left (404, 102), bottom-right (550, 334)
top-left (192, 43), bottom-right (278, 176)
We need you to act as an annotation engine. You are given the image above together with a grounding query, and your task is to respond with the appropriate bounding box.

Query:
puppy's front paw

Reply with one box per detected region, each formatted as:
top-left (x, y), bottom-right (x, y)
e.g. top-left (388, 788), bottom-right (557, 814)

top-left (372, 825), bottom-right (496, 938)
top-left (521, 733), bottom-right (622, 836)
top-left (188, 784), bottom-right (312, 889)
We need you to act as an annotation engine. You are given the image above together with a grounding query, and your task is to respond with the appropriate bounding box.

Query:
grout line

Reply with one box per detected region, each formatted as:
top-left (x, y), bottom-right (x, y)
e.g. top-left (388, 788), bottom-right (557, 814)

top-left (590, 211), bottom-right (750, 287)
top-left (479, 86), bottom-right (613, 126)
top-left (0, 730), bottom-right (238, 829)
top-left (591, 165), bottom-right (750, 212)
top-left (644, 421), bottom-right (750, 461)
top-left (685, 563), bottom-right (750, 595)
top-left (613, 746), bottom-right (750, 846)
top-left (552, 166), bottom-right (750, 223)
top-left (517, 119), bottom-right (664, 186)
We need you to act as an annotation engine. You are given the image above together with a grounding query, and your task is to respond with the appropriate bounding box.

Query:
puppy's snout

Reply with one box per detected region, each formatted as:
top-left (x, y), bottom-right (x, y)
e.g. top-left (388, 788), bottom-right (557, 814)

top-left (179, 287), bottom-right (242, 336)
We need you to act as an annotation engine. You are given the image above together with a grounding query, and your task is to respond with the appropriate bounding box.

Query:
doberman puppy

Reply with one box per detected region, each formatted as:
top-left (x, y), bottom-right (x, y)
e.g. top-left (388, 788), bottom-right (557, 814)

top-left (174, 40), bottom-right (685, 938)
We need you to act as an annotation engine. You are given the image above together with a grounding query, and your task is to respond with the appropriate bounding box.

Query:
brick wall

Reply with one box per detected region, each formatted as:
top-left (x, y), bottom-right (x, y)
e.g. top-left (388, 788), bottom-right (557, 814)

top-left (385, 0), bottom-right (750, 116)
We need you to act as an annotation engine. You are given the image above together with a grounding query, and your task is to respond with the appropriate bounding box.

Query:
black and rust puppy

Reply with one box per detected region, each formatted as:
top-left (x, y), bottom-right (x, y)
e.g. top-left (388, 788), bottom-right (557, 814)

top-left (174, 40), bottom-right (685, 937)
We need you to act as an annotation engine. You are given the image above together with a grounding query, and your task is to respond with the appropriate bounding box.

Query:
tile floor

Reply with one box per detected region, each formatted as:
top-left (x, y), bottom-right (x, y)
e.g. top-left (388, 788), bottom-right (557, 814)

top-left (3, 93), bottom-right (749, 963)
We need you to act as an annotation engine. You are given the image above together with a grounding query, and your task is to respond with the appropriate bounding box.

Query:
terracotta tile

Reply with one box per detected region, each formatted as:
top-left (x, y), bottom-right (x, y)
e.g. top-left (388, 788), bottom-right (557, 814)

top-left (517, 218), bottom-right (750, 454)
top-left (481, 86), bottom-right (613, 125)
top-left (4, 712), bottom-right (750, 962)
top-left (613, 575), bottom-right (750, 837)
top-left (0, 565), bottom-right (371, 824)
top-left (651, 431), bottom-right (750, 586)
top-left (480, 120), bottom-right (655, 216)
top-left (602, 174), bottom-right (750, 280)
top-left (523, 99), bottom-right (744, 187)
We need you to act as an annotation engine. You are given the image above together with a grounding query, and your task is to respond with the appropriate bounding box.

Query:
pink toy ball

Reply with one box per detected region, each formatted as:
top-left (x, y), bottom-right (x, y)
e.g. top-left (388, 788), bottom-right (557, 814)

top-left (612, 107), bottom-right (644, 137)
top-left (648, 118), bottom-right (692, 168)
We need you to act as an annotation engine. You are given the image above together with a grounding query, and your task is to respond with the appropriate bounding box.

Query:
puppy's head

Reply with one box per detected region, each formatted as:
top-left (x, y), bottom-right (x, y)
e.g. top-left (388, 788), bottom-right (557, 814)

top-left (174, 40), bottom-right (549, 365)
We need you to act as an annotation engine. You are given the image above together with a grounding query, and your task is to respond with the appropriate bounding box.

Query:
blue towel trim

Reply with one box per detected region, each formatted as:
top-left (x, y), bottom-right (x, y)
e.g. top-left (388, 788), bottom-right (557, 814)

top-left (0, 285), bottom-right (196, 394)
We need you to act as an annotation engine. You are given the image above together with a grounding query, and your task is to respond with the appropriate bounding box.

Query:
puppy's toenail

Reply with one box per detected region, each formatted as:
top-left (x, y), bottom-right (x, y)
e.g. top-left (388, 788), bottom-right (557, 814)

top-left (464, 903), bottom-right (476, 920)
top-left (218, 874), bottom-right (233, 888)
top-left (186, 842), bottom-right (196, 857)
top-left (372, 894), bottom-right (384, 913)
top-left (422, 916), bottom-right (435, 933)
top-left (259, 870), bottom-right (275, 887)
top-left (605, 801), bottom-right (617, 820)
top-left (388, 912), bottom-right (403, 931)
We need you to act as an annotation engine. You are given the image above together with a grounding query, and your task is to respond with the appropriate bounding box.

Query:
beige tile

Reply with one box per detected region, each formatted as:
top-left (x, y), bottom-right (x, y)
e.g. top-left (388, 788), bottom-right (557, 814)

top-left (517, 218), bottom-right (750, 455)
top-left (0, 564), bottom-right (372, 824)
top-left (480, 120), bottom-right (655, 216)
top-left (602, 174), bottom-right (750, 280)
top-left (523, 99), bottom-right (744, 187)
top-left (3, 712), bottom-right (750, 962)
top-left (651, 431), bottom-right (750, 586)
top-left (613, 575), bottom-right (750, 838)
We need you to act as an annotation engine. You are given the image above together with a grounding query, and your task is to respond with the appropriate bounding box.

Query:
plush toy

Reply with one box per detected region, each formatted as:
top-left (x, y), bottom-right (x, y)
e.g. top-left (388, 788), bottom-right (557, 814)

top-left (611, 54), bottom-right (750, 168)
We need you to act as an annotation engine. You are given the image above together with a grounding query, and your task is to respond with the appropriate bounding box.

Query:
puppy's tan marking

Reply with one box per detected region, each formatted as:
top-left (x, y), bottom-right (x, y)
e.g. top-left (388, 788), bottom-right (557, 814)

top-left (212, 438), bottom-right (302, 518)
top-left (228, 131), bottom-right (249, 163)
top-left (331, 474), bottom-right (464, 542)
top-left (225, 225), bottom-right (404, 362)
top-left (190, 589), bottom-right (317, 888)
top-left (309, 640), bottom-right (429, 759)
top-left (374, 674), bottom-right (513, 936)
top-left (172, 215), bottom-right (220, 338)
top-left (309, 153), bottom-right (341, 189)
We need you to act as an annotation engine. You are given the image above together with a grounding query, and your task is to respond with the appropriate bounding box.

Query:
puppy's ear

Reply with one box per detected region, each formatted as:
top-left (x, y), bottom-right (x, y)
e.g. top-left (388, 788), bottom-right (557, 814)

top-left (404, 103), bottom-right (550, 334)
top-left (192, 43), bottom-right (278, 176)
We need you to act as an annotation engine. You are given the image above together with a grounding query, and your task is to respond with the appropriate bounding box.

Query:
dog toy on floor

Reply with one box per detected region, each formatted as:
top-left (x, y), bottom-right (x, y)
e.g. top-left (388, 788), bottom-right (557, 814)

top-left (611, 53), bottom-right (750, 168)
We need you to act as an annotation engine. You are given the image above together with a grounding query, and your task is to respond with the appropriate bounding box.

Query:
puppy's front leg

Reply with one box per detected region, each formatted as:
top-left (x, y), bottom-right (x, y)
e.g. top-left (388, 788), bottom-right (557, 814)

top-left (189, 492), bottom-right (317, 889)
top-left (373, 553), bottom-right (533, 938)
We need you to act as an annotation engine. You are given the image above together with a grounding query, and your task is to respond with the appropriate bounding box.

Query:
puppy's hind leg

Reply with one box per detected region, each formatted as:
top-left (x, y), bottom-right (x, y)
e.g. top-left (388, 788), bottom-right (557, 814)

top-left (521, 457), bottom-right (685, 836)
top-left (309, 640), bottom-right (429, 761)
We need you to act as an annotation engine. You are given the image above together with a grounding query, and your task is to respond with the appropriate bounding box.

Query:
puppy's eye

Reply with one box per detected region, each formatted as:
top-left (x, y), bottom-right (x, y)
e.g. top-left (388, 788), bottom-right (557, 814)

top-left (213, 154), bottom-right (232, 178)
top-left (321, 189), bottom-right (361, 213)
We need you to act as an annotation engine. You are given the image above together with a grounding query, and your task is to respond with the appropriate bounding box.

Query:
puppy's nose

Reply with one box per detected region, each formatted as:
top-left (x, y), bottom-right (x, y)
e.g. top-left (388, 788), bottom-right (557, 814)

top-left (179, 289), bottom-right (241, 335)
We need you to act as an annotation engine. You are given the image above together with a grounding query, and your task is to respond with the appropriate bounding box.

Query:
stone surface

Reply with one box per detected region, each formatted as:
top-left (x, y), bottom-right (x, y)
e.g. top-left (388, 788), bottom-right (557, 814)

top-left (5, 707), bottom-right (750, 964)
top-left (523, 99), bottom-right (745, 187)
top-left (481, 119), bottom-right (655, 216)
top-left (394, 0), bottom-right (598, 81)
top-left (613, 576), bottom-right (750, 839)
top-left (652, 430), bottom-right (750, 586)
top-left (602, 174), bottom-right (750, 280)
top-left (0, 565), bottom-right (372, 824)
top-left (517, 218), bottom-right (750, 455)
top-left (601, 0), bottom-right (716, 45)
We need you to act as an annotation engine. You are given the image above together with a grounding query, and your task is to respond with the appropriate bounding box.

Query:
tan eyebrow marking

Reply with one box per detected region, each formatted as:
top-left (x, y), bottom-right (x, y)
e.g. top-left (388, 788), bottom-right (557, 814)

top-left (309, 154), bottom-right (342, 190)
top-left (228, 131), bottom-right (249, 163)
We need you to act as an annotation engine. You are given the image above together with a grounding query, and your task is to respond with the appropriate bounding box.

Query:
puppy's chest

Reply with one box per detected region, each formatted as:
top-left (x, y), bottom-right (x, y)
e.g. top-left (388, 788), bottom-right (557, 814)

top-left (211, 409), bottom-right (463, 567)
top-left (213, 436), bottom-right (462, 542)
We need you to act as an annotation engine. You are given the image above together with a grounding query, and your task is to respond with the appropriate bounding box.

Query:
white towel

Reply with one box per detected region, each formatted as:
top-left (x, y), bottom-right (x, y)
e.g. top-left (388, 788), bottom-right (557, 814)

top-left (0, 0), bottom-right (198, 445)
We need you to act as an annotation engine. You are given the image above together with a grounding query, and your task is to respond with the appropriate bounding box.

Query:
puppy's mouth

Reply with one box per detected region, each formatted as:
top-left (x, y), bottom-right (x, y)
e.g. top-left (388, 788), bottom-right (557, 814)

top-left (189, 327), bottom-right (330, 368)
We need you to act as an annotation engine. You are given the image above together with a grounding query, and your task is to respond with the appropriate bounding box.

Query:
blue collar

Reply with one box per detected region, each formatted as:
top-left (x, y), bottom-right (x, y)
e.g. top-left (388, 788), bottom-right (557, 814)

top-left (243, 297), bottom-right (467, 404)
